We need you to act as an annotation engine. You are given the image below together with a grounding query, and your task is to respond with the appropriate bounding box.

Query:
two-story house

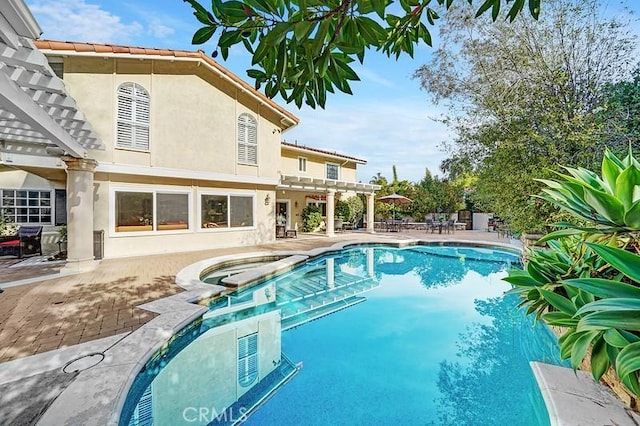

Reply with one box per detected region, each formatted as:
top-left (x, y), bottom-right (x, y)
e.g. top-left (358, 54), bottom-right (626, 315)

top-left (0, 6), bottom-right (378, 271)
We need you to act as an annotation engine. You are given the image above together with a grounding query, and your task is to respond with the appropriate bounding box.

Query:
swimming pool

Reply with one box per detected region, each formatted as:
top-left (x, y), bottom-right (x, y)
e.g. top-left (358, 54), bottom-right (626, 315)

top-left (121, 244), bottom-right (566, 425)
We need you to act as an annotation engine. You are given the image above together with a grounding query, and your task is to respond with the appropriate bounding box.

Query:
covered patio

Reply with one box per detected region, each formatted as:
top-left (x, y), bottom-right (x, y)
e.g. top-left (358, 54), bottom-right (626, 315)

top-left (277, 174), bottom-right (380, 236)
top-left (0, 0), bottom-right (104, 272)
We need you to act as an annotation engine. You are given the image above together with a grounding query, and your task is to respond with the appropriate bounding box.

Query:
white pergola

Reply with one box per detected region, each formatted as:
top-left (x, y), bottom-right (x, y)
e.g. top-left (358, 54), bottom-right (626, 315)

top-left (0, 0), bottom-right (103, 169)
top-left (278, 174), bottom-right (381, 235)
top-left (1, 0), bottom-right (104, 272)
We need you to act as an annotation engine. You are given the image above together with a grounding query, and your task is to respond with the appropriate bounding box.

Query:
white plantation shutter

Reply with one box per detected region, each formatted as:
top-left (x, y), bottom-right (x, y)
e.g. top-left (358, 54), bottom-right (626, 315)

top-left (117, 83), bottom-right (150, 150)
top-left (237, 113), bottom-right (257, 164)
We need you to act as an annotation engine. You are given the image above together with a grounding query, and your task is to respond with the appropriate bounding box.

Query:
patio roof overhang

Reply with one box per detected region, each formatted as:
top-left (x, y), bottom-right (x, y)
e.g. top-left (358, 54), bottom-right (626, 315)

top-left (278, 174), bottom-right (381, 194)
top-left (0, 0), bottom-right (104, 169)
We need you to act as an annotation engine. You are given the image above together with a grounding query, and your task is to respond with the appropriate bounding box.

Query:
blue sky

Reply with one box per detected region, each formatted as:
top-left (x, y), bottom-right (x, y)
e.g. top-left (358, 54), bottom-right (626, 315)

top-left (25, 0), bottom-right (639, 183)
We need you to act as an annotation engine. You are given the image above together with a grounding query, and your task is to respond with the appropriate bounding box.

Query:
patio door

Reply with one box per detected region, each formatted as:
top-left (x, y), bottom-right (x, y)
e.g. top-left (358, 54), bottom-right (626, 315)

top-left (276, 200), bottom-right (290, 228)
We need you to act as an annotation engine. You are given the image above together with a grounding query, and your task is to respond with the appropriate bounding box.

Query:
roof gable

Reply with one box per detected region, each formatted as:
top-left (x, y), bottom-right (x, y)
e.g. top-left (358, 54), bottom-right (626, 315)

top-left (34, 40), bottom-right (299, 130)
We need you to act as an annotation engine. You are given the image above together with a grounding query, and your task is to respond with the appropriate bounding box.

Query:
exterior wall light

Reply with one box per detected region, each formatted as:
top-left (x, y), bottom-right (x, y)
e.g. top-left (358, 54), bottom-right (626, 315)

top-left (265, 194), bottom-right (271, 205)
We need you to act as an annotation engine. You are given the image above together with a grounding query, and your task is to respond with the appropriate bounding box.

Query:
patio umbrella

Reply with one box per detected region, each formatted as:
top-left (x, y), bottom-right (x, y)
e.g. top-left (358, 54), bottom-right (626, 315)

top-left (377, 193), bottom-right (412, 219)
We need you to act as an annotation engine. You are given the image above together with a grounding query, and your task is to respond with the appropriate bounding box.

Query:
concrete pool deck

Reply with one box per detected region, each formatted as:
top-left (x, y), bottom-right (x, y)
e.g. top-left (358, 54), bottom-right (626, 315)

top-left (0, 230), bottom-right (637, 425)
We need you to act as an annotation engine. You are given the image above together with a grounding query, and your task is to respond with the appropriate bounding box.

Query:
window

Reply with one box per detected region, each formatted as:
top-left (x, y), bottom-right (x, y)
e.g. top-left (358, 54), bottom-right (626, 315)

top-left (298, 156), bottom-right (307, 173)
top-left (326, 163), bottom-right (340, 180)
top-left (237, 113), bottom-right (257, 164)
top-left (1, 189), bottom-right (52, 224)
top-left (238, 333), bottom-right (258, 387)
top-left (157, 193), bottom-right (189, 231)
top-left (201, 193), bottom-right (254, 229)
top-left (114, 190), bottom-right (189, 233)
top-left (117, 83), bottom-right (150, 151)
top-left (115, 191), bottom-right (153, 232)
top-left (230, 196), bottom-right (254, 227)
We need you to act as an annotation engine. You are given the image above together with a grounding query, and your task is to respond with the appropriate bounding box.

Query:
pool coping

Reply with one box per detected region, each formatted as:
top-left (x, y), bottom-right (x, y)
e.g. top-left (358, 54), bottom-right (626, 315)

top-left (4, 237), bottom-right (630, 425)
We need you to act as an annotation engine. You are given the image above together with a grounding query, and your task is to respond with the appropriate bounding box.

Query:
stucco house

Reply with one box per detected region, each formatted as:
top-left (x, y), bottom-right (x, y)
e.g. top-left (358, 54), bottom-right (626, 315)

top-left (0, 9), bottom-right (379, 272)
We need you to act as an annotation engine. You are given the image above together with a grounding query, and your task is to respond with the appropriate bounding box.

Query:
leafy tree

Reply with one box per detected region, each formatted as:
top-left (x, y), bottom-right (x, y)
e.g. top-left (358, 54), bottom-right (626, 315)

top-left (599, 67), bottom-right (640, 147)
top-left (184, 0), bottom-right (544, 107)
top-left (415, 0), bottom-right (637, 233)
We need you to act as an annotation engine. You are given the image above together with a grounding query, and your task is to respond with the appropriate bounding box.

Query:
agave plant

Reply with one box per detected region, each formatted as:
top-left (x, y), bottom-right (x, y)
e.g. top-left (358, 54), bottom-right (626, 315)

top-left (505, 146), bottom-right (640, 398)
top-left (536, 145), bottom-right (640, 232)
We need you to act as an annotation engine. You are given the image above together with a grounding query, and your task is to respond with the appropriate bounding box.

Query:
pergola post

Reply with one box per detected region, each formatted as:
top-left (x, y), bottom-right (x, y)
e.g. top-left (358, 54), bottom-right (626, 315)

top-left (366, 192), bottom-right (375, 233)
top-left (326, 190), bottom-right (335, 236)
top-left (62, 156), bottom-right (98, 272)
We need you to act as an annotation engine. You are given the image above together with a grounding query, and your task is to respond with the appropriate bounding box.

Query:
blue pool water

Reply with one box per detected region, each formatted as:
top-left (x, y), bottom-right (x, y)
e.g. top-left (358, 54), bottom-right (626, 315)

top-left (121, 245), bottom-right (567, 426)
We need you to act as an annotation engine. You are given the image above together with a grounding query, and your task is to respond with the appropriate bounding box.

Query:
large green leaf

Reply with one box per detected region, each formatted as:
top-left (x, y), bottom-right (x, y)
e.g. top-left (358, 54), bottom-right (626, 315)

top-left (543, 311), bottom-right (579, 327)
top-left (559, 330), bottom-right (581, 359)
top-left (621, 372), bottom-right (640, 396)
top-left (564, 278), bottom-right (640, 299)
top-left (562, 166), bottom-right (607, 192)
top-left (536, 228), bottom-right (584, 245)
top-left (624, 199), bottom-right (640, 229)
top-left (604, 328), bottom-right (632, 348)
top-left (590, 335), bottom-right (610, 381)
top-left (602, 148), bottom-right (624, 194)
top-left (586, 243), bottom-right (640, 282)
top-left (615, 341), bottom-right (640, 381)
top-left (577, 310), bottom-right (640, 331)
top-left (615, 166), bottom-right (640, 210)
top-left (576, 298), bottom-right (640, 316)
top-left (503, 270), bottom-right (542, 287)
top-left (582, 186), bottom-right (625, 225)
top-left (539, 289), bottom-right (576, 315)
top-left (571, 330), bottom-right (601, 369)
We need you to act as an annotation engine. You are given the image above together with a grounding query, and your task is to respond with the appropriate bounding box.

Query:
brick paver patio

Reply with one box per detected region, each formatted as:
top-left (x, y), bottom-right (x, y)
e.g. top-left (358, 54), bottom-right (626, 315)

top-left (0, 230), bottom-right (511, 363)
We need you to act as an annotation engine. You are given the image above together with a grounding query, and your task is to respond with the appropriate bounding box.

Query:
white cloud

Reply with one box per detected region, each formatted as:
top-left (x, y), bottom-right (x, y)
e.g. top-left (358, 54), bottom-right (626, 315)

top-left (354, 66), bottom-right (395, 88)
top-left (284, 96), bottom-right (454, 183)
top-left (147, 21), bottom-right (175, 39)
top-left (29, 0), bottom-right (144, 43)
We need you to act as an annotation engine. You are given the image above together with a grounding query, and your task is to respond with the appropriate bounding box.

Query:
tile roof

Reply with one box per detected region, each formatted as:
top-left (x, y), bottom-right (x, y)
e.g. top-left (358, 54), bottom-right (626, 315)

top-left (281, 141), bottom-right (366, 164)
top-left (33, 40), bottom-right (299, 127)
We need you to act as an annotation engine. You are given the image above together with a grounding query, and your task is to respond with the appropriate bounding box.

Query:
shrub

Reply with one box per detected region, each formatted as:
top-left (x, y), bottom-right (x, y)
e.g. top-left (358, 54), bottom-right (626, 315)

top-left (335, 200), bottom-right (351, 221)
top-left (301, 204), bottom-right (323, 232)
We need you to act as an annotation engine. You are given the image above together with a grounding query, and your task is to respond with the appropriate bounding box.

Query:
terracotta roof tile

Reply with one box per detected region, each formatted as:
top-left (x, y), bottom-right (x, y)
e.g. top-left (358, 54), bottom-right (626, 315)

top-left (281, 141), bottom-right (366, 164)
top-left (93, 45), bottom-right (113, 53)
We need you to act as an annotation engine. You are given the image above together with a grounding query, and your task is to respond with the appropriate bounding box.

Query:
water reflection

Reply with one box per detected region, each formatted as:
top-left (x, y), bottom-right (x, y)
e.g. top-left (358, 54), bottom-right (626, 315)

top-left (121, 248), bottom-right (380, 426)
top-left (123, 246), bottom-right (543, 426)
top-left (435, 295), bottom-right (567, 426)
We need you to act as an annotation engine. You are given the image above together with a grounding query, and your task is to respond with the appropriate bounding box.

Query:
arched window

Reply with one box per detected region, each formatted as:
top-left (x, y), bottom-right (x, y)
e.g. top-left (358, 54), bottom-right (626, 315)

top-left (117, 83), bottom-right (150, 151)
top-left (237, 113), bottom-right (257, 164)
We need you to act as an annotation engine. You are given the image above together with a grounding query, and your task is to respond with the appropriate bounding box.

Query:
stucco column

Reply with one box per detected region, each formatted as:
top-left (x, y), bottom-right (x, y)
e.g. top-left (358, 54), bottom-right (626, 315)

top-left (326, 190), bottom-right (335, 237)
top-left (366, 192), bottom-right (375, 233)
top-left (62, 156), bottom-right (98, 272)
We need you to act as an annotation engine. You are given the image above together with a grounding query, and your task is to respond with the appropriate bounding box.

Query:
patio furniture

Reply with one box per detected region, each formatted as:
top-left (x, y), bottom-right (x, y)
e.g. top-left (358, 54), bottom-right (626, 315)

top-left (285, 229), bottom-right (297, 238)
top-left (0, 226), bottom-right (43, 258)
top-left (334, 219), bottom-right (344, 233)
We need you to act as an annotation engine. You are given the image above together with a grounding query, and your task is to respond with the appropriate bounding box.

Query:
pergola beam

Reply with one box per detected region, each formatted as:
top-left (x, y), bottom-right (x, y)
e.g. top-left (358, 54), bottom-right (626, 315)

top-left (0, 69), bottom-right (86, 157)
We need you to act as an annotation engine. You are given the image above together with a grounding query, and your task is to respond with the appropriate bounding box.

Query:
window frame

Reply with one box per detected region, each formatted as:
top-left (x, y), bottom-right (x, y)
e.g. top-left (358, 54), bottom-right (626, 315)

top-left (109, 185), bottom-right (192, 237)
top-left (326, 162), bottom-right (340, 180)
top-left (198, 190), bottom-right (256, 232)
top-left (0, 188), bottom-right (54, 225)
top-left (116, 82), bottom-right (151, 152)
top-left (297, 156), bottom-right (307, 173)
top-left (237, 113), bottom-right (258, 165)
